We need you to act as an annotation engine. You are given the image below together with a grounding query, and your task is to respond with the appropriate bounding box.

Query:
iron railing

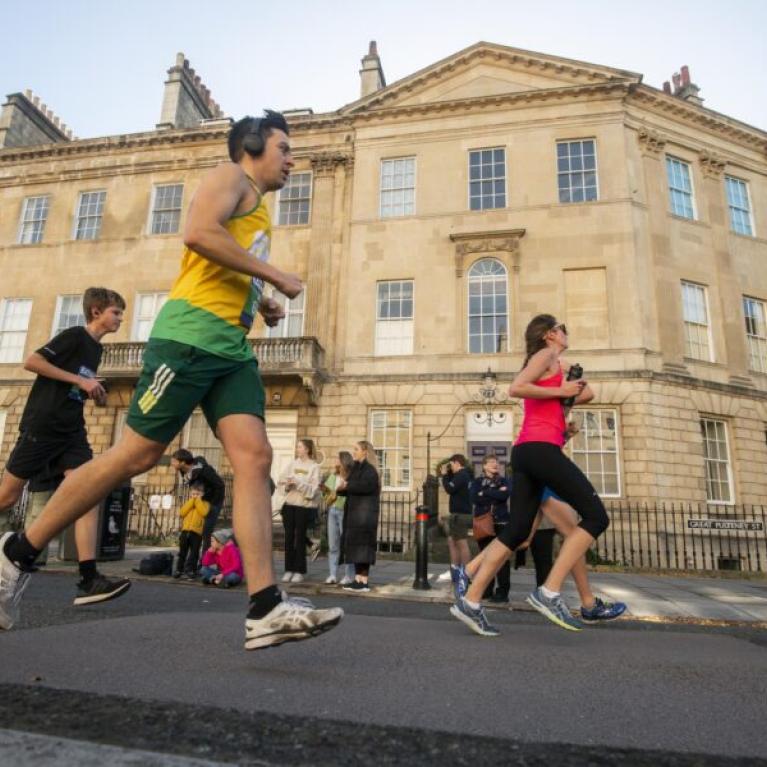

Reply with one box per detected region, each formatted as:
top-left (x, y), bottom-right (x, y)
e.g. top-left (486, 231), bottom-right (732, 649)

top-left (596, 501), bottom-right (767, 573)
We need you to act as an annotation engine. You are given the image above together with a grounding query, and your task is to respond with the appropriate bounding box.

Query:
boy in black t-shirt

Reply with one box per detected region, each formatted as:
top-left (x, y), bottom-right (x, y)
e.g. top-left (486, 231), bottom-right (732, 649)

top-left (0, 287), bottom-right (131, 608)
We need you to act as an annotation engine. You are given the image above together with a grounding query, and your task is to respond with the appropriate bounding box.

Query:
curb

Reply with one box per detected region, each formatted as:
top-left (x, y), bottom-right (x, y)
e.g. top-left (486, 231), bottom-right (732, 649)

top-left (37, 565), bottom-right (767, 630)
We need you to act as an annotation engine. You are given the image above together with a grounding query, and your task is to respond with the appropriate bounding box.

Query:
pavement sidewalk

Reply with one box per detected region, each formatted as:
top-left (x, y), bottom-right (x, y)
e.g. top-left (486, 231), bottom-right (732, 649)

top-left (40, 543), bottom-right (767, 626)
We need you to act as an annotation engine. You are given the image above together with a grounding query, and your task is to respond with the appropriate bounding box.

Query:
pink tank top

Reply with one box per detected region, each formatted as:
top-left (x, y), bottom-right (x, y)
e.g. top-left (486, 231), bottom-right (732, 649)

top-left (515, 367), bottom-right (566, 447)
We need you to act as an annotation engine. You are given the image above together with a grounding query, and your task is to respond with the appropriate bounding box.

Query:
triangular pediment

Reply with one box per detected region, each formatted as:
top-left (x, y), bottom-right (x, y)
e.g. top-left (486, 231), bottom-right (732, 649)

top-left (341, 42), bottom-right (641, 114)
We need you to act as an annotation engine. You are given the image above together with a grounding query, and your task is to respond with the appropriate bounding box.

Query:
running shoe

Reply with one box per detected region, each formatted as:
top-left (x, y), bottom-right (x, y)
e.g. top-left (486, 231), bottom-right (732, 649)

top-left (581, 597), bottom-right (627, 622)
top-left (436, 569), bottom-right (452, 582)
top-left (290, 573), bottom-right (305, 583)
top-left (526, 587), bottom-right (583, 632)
top-left (342, 580), bottom-right (370, 592)
top-left (73, 575), bottom-right (131, 606)
top-left (453, 565), bottom-right (470, 601)
top-left (449, 598), bottom-right (500, 637)
top-left (325, 576), bottom-right (337, 585)
top-left (281, 571), bottom-right (294, 582)
top-left (338, 576), bottom-right (354, 586)
top-left (0, 532), bottom-right (32, 630)
top-left (244, 593), bottom-right (343, 650)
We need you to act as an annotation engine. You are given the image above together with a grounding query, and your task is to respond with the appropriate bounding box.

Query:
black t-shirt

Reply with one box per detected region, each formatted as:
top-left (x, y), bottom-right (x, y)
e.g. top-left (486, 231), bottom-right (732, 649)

top-left (20, 326), bottom-right (103, 436)
top-left (187, 456), bottom-right (225, 507)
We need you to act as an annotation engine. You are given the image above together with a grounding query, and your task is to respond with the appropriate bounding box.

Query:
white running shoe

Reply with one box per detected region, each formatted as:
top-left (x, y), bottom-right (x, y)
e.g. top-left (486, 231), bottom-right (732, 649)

top-left (244, 593), bottom-right (343, 650)
top-left (338, 576), bottom-right (353, 586)
top-left (325, 576), bottom-right (337, 584)
top-left (436, 569), bottom-right (452, 582)
top-left (281, 571), bottom-right (294, 582)
top-left (290, 573), bottom-right (304, 583)
top-left (0, 532), bottom-right (33, 631)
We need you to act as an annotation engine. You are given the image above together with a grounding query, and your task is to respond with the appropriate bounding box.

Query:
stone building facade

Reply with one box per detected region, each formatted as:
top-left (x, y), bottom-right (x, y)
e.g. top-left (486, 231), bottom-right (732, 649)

top-left (1, 42), bottom-right (766, 522)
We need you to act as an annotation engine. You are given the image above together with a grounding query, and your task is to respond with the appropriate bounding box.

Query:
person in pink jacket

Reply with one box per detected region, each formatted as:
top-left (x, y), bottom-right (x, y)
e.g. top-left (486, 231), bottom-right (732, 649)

top-left (200, 530), bottom-right (243, 588)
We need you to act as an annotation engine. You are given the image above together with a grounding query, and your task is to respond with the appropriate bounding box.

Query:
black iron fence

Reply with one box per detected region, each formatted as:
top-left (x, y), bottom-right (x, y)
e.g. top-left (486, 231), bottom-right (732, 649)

top-left (10, 482), bottom-right (766, 573)
top-left (596, 502), bottom-right (767, 573)
top-left (125, 480), bottom-right (420, 553)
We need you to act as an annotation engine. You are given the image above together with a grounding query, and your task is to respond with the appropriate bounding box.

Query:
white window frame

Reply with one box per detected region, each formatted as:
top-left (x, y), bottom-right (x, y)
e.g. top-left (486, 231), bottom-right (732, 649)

top-left (468, 147), bottom-right (507, 211)
top-left (0, 298), bottom-right (33, 363)
top-left (568, 408), bottom-right (622, 498)
top-left (743, 296), bottom-right (767, 374)
top-left (700, 417), bottom-right (734, 505)
top-left (368, 409), bottom-right (412, 491)
top-left (556, 139), bottom-right (599, 204)
top-left (380, 157), bottom-right (416, 218)
top-left (277, 171), bottom-right (312, 226)
top-left (725, 175), bottom-right (754, 237)
top-left (148, 183), bottom-right (184, 235)
top-left (666, 156), bottom-right (697, 220)
top-left (73, 190), bottom-right (106, 241)
top-left (681, 281), bottom-right (714, 362)
top-left (182, 411), bottom-right (222, 471)
top-left (267, 290), bottom-right (305, 339)
top-left (132, 291), bottom-right (169, 342)
top-left (0, 408), bottom-right (7, 446)
top-left (467, 258), bottom-right (509, 354)
top-left (18, 195), bottom-right (50, 244)
top-left (51, 294), bottom-right (85, 336)
top-left (375, 280), bottom-right (414, 356)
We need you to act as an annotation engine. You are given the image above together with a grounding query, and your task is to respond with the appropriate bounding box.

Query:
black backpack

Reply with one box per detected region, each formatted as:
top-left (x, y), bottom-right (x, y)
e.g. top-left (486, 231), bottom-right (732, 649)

top-left (135, 551), bottom-right (174, 576)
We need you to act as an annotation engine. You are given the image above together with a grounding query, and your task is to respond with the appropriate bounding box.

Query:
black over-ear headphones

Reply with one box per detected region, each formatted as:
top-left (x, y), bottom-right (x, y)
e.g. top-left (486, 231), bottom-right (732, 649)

top-left (241, 117), bottom-right (265, 157)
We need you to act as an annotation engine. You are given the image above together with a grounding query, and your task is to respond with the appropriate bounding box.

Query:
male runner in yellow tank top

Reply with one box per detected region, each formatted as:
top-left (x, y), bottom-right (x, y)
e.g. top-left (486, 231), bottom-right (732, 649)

top-left (0, 112), bottom-right (344, 649)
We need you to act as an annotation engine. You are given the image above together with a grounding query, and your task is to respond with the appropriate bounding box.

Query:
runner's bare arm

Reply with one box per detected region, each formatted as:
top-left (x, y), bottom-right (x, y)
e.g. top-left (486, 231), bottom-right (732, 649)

top-left (183, 165), bottom-right (302, 298)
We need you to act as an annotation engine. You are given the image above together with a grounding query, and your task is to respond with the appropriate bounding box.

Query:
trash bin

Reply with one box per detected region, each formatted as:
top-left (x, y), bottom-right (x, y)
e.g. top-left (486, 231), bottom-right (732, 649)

top-left (97, 483), bottom-right (131, 562)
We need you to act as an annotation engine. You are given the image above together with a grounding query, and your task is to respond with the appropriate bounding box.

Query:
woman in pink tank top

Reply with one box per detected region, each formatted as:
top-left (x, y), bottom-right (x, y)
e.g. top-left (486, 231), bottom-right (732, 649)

top-left (450, 314), bottom-right (613, 635)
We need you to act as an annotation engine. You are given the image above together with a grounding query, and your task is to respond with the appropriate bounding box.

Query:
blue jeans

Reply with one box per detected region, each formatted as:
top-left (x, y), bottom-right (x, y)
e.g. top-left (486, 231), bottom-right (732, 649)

top-left (327, 506), bottom-right (354, 581)
top-left (199, 565), bottom-right (241, 587)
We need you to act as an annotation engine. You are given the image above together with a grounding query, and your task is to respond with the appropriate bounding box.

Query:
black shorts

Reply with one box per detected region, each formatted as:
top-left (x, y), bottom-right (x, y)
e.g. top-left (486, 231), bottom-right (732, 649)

top-left (5, 430), bottom-right (93, 481)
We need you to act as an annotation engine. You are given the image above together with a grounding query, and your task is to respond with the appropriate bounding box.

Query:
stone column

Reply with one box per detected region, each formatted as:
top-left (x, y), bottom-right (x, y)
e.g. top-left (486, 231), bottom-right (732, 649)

top-left (699, 151), bottom-right (752, 386)
top-left (304, 153), bottom-right (352, 348)
top-left (637, 130), bottom-right (688, 374)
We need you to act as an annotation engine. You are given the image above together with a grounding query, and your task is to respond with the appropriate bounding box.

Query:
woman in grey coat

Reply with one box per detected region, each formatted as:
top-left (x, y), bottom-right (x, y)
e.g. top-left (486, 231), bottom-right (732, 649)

top-left (337, 441), bottom-right (380, 593)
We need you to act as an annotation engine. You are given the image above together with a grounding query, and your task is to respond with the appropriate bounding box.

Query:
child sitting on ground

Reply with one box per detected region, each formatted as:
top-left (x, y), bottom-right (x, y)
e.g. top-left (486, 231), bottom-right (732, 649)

top-left (175, 482), bottom-right (209, 579)
top-left (200, 529), bottom-right (243, 588)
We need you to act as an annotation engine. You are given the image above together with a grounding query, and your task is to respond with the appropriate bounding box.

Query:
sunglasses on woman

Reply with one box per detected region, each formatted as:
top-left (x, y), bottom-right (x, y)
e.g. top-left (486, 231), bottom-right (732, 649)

top-left (552, 323), bottom-right (568, 335)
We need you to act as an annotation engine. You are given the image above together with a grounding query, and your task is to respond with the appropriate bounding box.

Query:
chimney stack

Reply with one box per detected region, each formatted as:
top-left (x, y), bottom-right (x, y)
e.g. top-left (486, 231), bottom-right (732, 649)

top-left (359, 40), bottom-right (386, 98)
top-left (157, 52), bottom-right (224, 130)
top-left (0, 89), bottom-right (73, 149)
top-left (666, 65), bottom-right (704, 107)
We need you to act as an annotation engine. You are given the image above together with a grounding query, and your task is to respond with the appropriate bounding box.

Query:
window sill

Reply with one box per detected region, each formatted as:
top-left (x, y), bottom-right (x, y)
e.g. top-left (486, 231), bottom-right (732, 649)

top-left (274, 223), bottom-right (312, 229)
top-left (668, 214), bottom-right (709, 229)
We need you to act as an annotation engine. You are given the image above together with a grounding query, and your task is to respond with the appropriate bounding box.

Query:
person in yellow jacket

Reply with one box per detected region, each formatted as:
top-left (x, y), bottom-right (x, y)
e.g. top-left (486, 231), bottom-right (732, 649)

top-left (175, 483), bottom-right (209, 579)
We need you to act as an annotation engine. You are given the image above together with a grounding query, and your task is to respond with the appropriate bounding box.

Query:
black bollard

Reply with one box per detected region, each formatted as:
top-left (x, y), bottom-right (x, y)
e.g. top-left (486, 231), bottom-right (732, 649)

top-left (413, 505), bottom-right (432, 590)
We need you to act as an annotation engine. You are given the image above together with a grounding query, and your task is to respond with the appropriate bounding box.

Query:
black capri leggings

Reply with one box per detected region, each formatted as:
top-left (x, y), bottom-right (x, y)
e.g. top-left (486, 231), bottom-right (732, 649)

top-left (498, 442), bottom-right (609, 550)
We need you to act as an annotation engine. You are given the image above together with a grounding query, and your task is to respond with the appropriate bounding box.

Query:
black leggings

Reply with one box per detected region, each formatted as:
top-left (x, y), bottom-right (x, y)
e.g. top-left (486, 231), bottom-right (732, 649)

top-left (498, 442), bottom-right (609, 550)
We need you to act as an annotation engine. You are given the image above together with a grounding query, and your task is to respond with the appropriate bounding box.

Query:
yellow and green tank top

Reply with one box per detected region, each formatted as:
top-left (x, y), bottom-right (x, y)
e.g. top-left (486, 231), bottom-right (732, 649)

top-left (150, 196), bottom-right (271, 360)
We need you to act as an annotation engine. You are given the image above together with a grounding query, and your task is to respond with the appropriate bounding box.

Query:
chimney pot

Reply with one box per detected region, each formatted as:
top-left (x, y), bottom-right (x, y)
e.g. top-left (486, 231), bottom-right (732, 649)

top-left (24, 88), bottom-right (32, 99)
top-left (672, 72), bottom-right (681, 91)
top-left (369, 40), bottom-right (377, 56)
top-left (681, 65), bottom-right (690, 86)
top-left (663, 81), bottom-right (672, 95)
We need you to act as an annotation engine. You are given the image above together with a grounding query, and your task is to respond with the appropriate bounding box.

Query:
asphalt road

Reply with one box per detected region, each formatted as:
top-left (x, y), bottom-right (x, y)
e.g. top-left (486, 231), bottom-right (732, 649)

top-left (1, 573), bottom-right (766, 766)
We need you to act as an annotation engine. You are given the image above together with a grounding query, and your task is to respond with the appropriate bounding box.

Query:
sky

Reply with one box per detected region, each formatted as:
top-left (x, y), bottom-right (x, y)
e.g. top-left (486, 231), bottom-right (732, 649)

top-left (1, 0), bottom-right (765, 140)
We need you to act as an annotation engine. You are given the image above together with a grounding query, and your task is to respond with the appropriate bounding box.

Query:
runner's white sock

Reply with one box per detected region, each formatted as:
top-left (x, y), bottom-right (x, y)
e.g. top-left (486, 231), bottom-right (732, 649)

top-left (464, 598), bottom-right (480, 610)
top-left (541, 586), bottom-right (559, 599)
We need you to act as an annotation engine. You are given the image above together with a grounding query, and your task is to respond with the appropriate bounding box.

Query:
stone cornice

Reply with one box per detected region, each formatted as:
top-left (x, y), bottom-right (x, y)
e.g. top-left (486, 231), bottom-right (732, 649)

top-left (629, 85), bottom-right (767, 155)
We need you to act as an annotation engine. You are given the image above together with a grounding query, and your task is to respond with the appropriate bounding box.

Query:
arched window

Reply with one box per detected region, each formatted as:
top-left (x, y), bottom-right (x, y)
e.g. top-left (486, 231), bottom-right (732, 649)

top-left (467, 259), bottom-right (508, 353)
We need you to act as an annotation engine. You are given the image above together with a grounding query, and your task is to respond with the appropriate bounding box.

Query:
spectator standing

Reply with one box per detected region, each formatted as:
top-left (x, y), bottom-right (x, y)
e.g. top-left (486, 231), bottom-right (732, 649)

top-left (470, 454), bottom-right (511, 603)
top-left (322, 451), bottom-right (355, 585)
top-left (337, 441), bottom-right (380, 593)
top-left (175, 483), bottom-right (209, 579)
top-left (440, 454), bottom-right (474, 599)
top-left (278, 439), bottom-right (320, 584)
top-left (171, 449), bottom-right (226, 555)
